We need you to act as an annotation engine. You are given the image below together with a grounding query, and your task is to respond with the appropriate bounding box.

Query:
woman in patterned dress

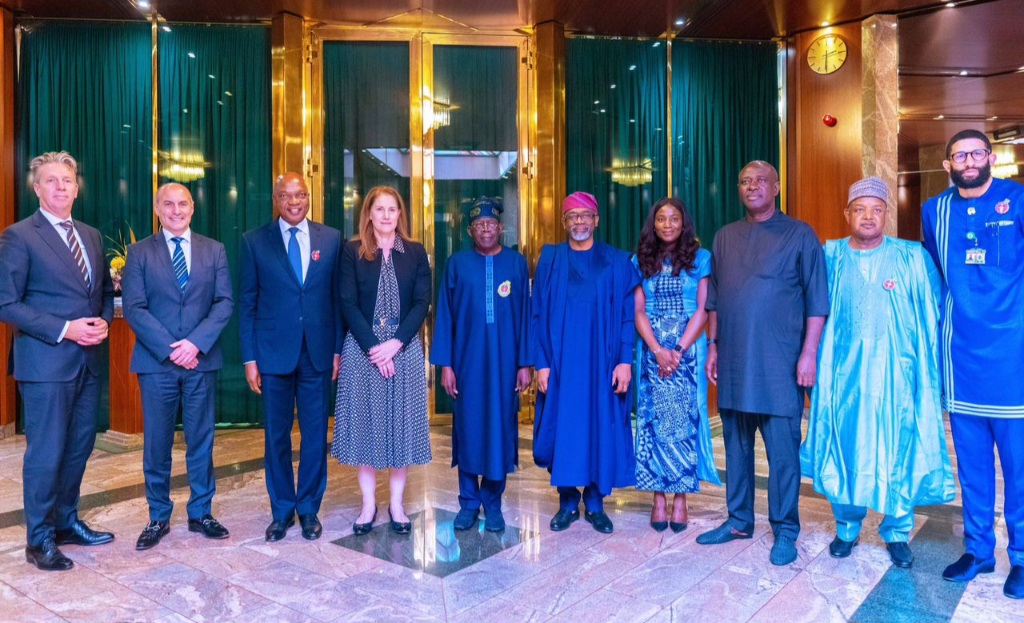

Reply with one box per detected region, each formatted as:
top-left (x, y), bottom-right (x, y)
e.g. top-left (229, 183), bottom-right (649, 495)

top-left (332, 186), bottom-right (432, 535)
top-left (633, 198), bottom-right (720, 533)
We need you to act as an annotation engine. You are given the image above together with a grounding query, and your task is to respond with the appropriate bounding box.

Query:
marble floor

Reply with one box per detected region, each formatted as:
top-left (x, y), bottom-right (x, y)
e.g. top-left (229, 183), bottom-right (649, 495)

top-left (0, 421), bottom-right (1018, 623)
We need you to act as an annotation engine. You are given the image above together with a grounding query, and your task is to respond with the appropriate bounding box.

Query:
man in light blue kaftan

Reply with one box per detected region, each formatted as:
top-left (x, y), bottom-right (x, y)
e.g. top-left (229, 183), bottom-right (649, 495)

top-left (533, 191), bottom-right (640, 535)
top-left (922, 129), bottom-right (1024, 599)
top-left (431, 198), bottom-right (531, 533)
top-left (801, 177), bottom-right (954, 569)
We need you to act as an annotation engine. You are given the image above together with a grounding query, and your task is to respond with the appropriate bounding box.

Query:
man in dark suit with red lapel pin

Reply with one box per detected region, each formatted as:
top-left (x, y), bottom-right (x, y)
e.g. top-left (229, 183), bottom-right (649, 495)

top-left (239, 172), bottom-right (343, 542)
top-left (0, 151), bottom-right (115, 570)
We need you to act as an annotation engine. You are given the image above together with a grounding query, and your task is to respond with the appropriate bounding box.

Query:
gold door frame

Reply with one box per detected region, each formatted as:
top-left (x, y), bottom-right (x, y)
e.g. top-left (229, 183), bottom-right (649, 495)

top-left (308, 25), bottom-right (534, 418)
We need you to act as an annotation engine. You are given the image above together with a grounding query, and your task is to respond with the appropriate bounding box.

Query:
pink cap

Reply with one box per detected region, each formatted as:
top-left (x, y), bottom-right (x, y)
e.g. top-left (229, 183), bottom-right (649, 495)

top-left (562, 191), bottom-right (599, 214)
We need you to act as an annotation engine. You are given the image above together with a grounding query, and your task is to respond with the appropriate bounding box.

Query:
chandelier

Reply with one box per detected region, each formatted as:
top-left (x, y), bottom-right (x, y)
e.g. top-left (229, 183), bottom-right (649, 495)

top-left (159, 150), bottom-right (209, 182)
top-left (609, 158), bottom-right (653, 187)
top-left (432, 97), bottom-right (457, 130)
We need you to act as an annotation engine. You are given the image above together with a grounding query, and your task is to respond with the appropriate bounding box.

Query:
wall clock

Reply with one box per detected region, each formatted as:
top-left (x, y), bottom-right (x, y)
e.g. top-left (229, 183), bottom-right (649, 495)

top-left (807, 34), bottom-right (848, 74)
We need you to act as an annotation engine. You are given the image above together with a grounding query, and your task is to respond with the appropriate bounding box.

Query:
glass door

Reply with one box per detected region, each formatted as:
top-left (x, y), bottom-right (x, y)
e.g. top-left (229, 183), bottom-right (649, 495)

top-left (312, 30), bottom-right (532, 419)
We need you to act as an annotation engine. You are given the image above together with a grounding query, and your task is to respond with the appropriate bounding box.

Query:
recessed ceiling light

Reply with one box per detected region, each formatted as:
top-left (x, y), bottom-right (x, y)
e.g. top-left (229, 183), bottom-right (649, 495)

top-left (138, 1), bottom-right (150, 8)
top-left (934, 115), bottom-right (945, 120)
top-left (945, 1), bottom-right (955, 6)
top-left (988, 116), bottom-right (999, 121)
top-left (675, 18), bottom-right (685, 26)
top-left (959, 70), bottom-right (968, 76)
top-left (821, 21), bottom-right (830, 27)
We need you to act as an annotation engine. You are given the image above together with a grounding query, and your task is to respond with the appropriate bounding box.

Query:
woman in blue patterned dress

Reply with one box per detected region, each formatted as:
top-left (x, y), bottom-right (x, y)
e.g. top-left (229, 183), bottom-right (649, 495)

top-left (633, 198), bottom-right (721, 533)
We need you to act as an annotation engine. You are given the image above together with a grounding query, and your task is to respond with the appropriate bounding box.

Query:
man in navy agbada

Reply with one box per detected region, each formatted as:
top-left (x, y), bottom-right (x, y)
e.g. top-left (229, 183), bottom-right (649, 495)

top-left (239, 172), bottom-right (343, 542)
top-left (0, 151), bottom-right (115, 571)
top-left (532, 191), bottom-right (639, 534)
top-left (122, 183), bottom-right (234, 551)
top-left (431, 197), bottom-right (531, 533)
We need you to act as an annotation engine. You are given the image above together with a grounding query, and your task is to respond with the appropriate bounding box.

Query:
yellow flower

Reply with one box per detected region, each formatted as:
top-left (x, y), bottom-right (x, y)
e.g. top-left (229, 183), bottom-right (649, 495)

top-left (110, 256), bottom-right (126, 271)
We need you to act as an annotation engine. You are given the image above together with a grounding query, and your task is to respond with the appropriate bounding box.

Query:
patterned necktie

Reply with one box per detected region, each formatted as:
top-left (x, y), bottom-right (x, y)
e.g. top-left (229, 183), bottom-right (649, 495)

top-left (59, 220), bottom-right (90, 287)
top-left (171, 237), bottom-right (188, 291)
top-left (287, 226), bottom-right (303, 285)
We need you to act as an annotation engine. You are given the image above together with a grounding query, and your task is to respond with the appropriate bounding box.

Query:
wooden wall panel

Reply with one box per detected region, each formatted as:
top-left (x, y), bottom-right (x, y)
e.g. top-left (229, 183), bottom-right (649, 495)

top-left (786, 24), bottom-right (863, 242)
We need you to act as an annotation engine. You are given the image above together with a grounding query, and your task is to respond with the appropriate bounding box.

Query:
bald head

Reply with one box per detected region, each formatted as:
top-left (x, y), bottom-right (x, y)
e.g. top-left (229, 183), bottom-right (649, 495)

top-left (154, 183), bottom-right (195, 237)
top-left (273, 172), bottom-right (311, 226)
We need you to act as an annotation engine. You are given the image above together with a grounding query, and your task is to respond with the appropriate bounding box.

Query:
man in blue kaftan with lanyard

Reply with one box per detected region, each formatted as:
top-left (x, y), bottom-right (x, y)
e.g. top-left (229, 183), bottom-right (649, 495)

top-left (431, 197), bottom-right (531, 533)
top-left (532, 191), bottom-right (640, 535)
top-left (922, 129), bottom-right (1024, 600)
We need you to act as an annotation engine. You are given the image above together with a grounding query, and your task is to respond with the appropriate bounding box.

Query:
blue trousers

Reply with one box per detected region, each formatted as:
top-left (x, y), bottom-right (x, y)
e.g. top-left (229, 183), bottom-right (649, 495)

top-left (458, 468), bottom-right (506, 513)
top-left (557, 483), bottom-right (604, 513)
top-left (139, 369), bottom-right (217, 522)
top-left (950, 413), bottom-right (1024, 566)
top-left (832, 503), bottom-right (914, 543)
top-left (261, 343), bottom-right (331, 521)
top-left (19, 369), bottom-right (99, 547)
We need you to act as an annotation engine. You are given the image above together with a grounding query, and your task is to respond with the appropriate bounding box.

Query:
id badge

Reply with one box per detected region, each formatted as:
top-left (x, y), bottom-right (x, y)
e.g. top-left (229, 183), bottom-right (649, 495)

top-left (966, 247), bottom-right (986, 265)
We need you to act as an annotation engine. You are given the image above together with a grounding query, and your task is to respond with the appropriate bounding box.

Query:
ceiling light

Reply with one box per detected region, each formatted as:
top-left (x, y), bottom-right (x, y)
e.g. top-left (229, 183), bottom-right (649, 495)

top-left (594, 100), bottom-right (600, 105)
top-left (675, 18), bottom-right (685, 26)
top-left (959, 70), bottom-right (968, 76)
top-left (161, 26), bottom-right (171, 32)
top-left (138, 1), bottom-right (150, 7)
top-left (934, 115), bottom-right (945, 120)
top-left (652, 42), bottom-right (661, 48)
top-left (821, 21), bottom-right (830, 27)
top-left (610, 84), bottom-right (616, 89)
top-left (629, 65), bottom-right (637, 70)
top-left (988, 116), bottom-right (999, 121)
top-left (945, 1), bottom-right (955, 6)
top-left (187, 52), bottom-right (196, 59)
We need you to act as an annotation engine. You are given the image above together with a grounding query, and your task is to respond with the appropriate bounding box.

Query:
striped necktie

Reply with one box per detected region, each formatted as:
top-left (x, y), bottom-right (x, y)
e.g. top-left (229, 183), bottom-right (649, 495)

top-left (171, 237), bottom-right (188, 291)
top-left (58, 220), bottom-right (90, 287)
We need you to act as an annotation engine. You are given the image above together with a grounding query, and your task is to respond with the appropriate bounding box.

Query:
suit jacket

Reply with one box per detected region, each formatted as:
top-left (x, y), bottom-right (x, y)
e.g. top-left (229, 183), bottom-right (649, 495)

top-left (238, 219), bottom-right (344, 374)
top-left (122, 230), bottom-right (234, 373)
top-left (340, 238), bottom-right (431, 353)
top-left (0, 210), bottom-right (114, 381)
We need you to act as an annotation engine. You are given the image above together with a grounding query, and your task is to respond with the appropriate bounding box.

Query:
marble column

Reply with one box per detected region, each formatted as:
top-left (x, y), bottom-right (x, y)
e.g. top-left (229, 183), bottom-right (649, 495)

top-left (861, 14), bottom-right (899, 237)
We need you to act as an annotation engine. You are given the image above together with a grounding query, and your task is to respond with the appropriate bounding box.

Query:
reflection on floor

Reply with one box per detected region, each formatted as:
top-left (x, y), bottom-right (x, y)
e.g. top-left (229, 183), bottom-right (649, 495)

top-left (0, 423), bottom-right (1018, 623)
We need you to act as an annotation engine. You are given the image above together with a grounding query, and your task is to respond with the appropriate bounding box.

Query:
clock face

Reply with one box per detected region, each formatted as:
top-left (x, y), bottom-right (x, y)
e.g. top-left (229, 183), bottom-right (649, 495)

top-left (807, 35), bottom-right (848, 74)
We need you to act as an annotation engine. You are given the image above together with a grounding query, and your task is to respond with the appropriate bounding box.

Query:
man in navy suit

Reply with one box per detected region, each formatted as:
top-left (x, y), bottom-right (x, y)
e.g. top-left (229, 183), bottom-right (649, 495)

top-left (0, 151), bottom-right (115, 571)
top-left (239, 172), bottom-right (343, 542)
top-left (122, 183), bottom-right (234, 550)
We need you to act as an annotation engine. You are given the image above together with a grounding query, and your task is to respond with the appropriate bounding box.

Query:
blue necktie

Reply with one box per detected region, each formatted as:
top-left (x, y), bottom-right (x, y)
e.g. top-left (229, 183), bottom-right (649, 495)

top-left (287, 226), bottom-right (303, 285)
top-left (171, 237), bottom-right (188, 291)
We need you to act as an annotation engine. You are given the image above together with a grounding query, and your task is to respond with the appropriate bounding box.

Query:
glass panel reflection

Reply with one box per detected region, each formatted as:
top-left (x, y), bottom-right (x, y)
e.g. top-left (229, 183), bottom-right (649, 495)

top-left (322, 42), bottom-right (411, 238)
top-left (432, 45), bottom-right (519, 415)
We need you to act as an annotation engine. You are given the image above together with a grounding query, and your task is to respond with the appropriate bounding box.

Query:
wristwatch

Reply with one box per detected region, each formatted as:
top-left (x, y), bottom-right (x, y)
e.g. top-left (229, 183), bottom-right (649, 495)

top-left (673, 343), bottom-right (684, 353)
top-left (707, 338), bottom-right (718, 346)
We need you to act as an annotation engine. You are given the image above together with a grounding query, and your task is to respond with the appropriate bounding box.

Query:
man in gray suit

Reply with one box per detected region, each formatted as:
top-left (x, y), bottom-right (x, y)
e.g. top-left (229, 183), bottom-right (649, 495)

top-left (122, 183), bottom-right (234, 550)
top-left (0, 151), bottom-right (115, 571)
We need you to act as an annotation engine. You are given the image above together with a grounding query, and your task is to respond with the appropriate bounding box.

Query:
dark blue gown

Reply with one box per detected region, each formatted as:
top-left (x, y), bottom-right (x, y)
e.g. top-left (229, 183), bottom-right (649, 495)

top-left (431, 247), bottom-right (530, 480)
top-left (532, 242), bottom-right (639, 495)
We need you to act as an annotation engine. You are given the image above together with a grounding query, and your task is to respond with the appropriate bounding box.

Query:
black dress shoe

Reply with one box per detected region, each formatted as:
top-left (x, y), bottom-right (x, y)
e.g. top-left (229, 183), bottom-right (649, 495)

top-left (943, 553), bottom-right (996, 582)
top-left (299, 514), bottom-right (322, 541)
top-left (25, 538), bottom-right (73, 571)
top-left (484, 509), bottom-right (506, 533)
top-left (695, 521), bottom-right (752, 545)
top-left (549, 507), bottom-right (580, 532)
top-left (1005, 565), bottom-right (1024, 599)
top-left (188, 515), bottom-right (230, 540)
top-left (828, 536), bottom-right (858, 558)
top-left (388, 507), bottom-right (412, 535)
top-left (265, 516), bottom-right (295, 542)
top-left (453, 508), bottom-right (480, 531)
top-left (585, 510), bottom-right (614, 534)
top-left (352, 507), bottom-right (377, 536)
top-left (136, 520), bottom-right (170, 551)
top-left (55, 520), bottom-right (115, 546)
top-left (886, 542), bottom-right (914, 568)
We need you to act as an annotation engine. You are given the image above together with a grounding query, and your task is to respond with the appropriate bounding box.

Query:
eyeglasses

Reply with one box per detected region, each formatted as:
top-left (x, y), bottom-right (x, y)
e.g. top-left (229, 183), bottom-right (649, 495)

top-left (563, 212), bottom-right (597, 224)
top-left (949, 149), bottom-right (991, 164)
top-left (470, 220), bottom-right (500, 231)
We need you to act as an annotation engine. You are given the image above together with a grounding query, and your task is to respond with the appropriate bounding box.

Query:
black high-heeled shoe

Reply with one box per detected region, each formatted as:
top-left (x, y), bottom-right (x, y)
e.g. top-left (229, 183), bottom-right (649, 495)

top-left (352, 506), bottom-right (377, 536)
top-left (388, 507), bottom-right (412, 534)
top-left (669, 520), bottom-right (688, 534)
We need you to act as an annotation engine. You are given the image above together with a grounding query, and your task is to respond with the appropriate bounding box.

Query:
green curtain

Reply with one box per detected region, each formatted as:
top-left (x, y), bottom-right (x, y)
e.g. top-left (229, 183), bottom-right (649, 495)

top-left (17, 21), bottom-right (154, 431)
top-left (159, 24), bottom-right (271, 425)
top-left (322, 41), bottom-right (410, 238)
top-left (566, 38), bottom-right (667, 251)
top-left (672, 41), bottom-right (779, 245)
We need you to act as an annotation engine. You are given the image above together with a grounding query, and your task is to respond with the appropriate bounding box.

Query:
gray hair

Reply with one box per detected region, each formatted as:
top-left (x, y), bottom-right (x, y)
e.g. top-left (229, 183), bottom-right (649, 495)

top-left (29, 151), bottom-right (78, 180)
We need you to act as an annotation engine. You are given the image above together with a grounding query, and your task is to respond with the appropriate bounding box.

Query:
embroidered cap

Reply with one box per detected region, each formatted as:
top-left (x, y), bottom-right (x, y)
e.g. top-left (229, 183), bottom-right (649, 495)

top-left (468, 196), bottom-right (504, 224)
top-left (562, 191), bottom-right (599, 214)
top-left (848, 176), bottom-right (891, 207)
